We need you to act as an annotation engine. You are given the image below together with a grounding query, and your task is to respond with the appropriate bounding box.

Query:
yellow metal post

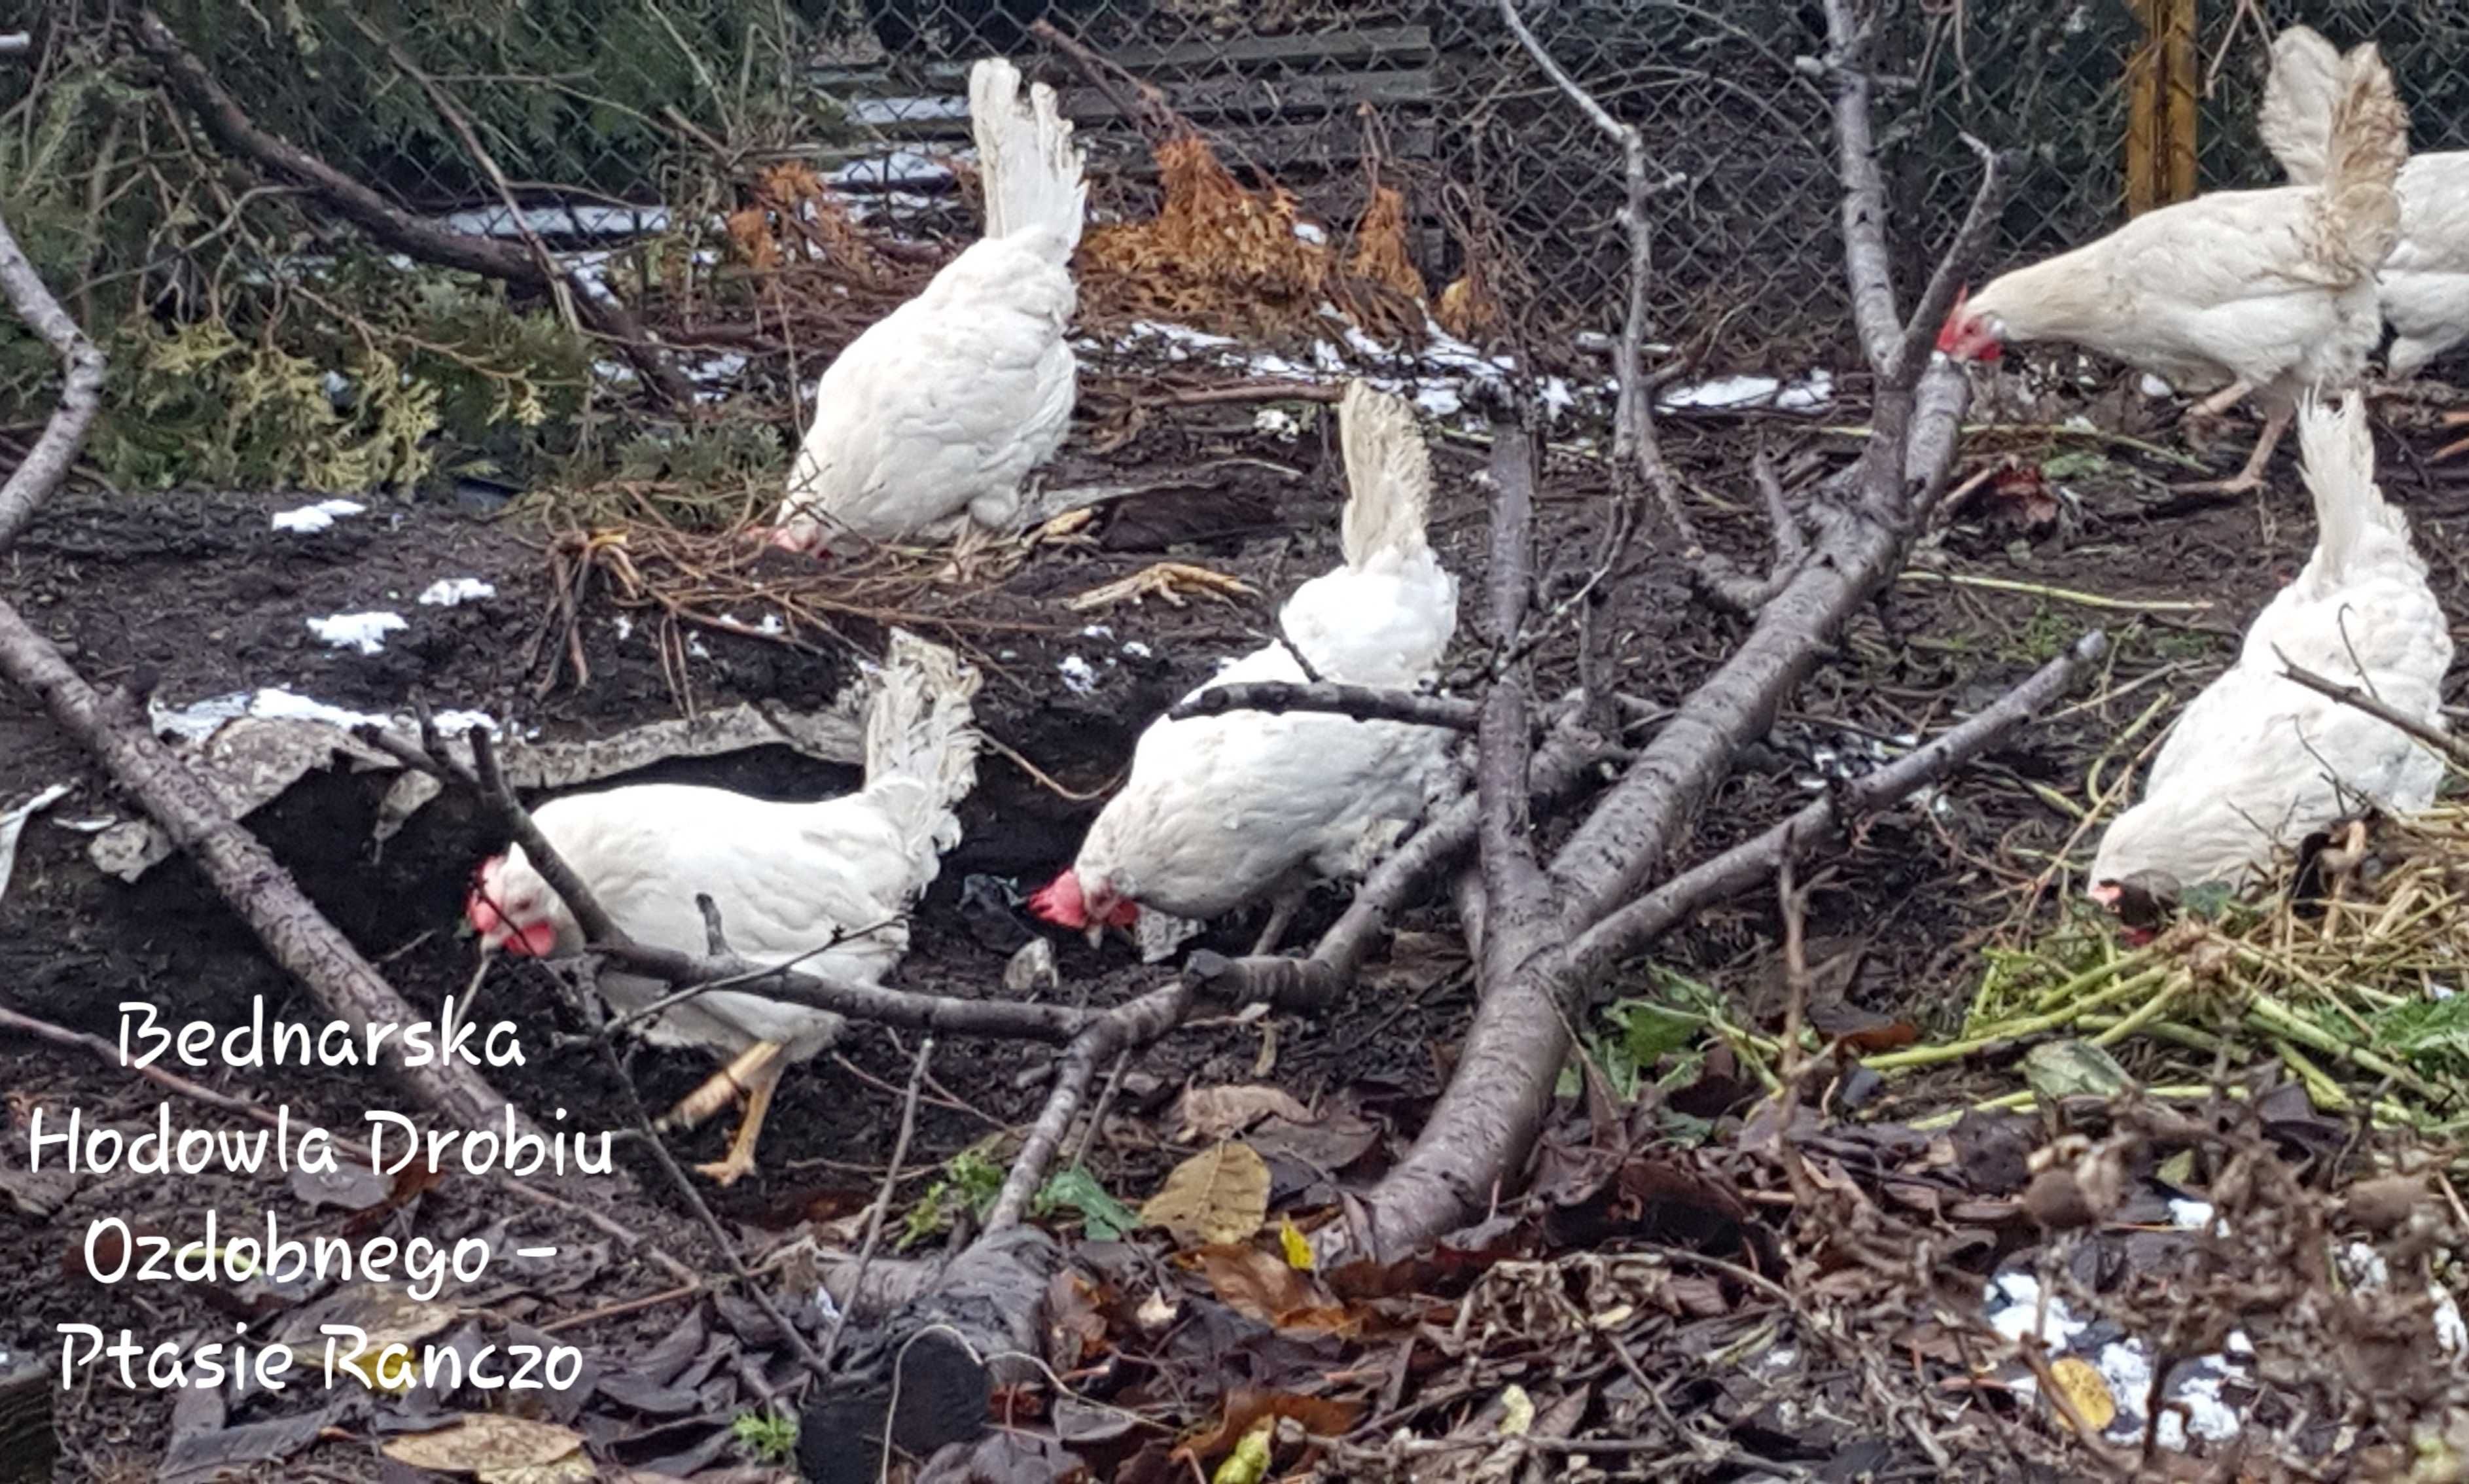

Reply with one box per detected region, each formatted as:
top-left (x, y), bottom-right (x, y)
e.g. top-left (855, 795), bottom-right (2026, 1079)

top-left (2126, 0), bottom-right (2200, 216)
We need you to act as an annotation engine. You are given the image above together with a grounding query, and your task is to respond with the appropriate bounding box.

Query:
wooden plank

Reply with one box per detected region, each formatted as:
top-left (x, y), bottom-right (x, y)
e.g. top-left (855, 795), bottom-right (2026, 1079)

top-left (811, 24), bottom-right (1434, 96)
top-left (1065, 67), bottom-right (1434, 124)
top-left (1107, 23), bottom-right (1433, 72)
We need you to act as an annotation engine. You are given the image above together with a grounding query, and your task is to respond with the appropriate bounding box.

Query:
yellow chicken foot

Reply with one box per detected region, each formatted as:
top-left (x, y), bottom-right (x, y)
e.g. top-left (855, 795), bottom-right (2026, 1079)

top-left (1064, 562), bottom-right (1258, 613)
top-left (660, 1039), bottom-right (785, 1131)
top-left (2430, 409), bottom-right (2469, 463)
top-left (1249, 887), bottom-right (1307, 957)
top-left (692, 1049), bottom-right (788, 1188)
top-left (2171, 403), bottom-right (2292, 497)
top-left (2187, 379), bottom-right (2255, 419)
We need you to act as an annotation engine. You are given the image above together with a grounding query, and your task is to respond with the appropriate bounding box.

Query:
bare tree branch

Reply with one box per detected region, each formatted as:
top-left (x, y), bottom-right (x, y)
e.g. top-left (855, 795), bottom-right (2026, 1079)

top-left (128, 8), bottom-right (697, 410)
top-left (1567, 631), bottom-right (2108, 978)
top-left (2274, 650), bottom-right (2469, 770)
top-left (1168, 680), bottom-right (1480, 731)
top-left (0, 212), bottom-right (105, 554)
top-left (1890, 133), bottom-right (2010, 385)
top-left (1497, 0), bottom-right (1693, 546)
top-left (1821, 0), bottom-right (1902, 373)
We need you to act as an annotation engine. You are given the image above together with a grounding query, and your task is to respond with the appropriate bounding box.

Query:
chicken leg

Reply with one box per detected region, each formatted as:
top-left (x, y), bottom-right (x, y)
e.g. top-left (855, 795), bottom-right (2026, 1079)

top-left (2173, 402), bottom-right (2293, 497)
top-left (1249, 885), bottom-right (1309, 957)
top-left (659, 1039), bottom-right (789, 1186)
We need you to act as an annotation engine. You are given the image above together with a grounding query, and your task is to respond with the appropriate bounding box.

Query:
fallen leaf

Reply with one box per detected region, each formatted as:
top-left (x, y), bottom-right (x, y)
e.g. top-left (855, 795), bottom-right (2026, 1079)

top-left (1805, 1000), bottom-right (1917, 1053)
top-left (2023, 1040), bottom-right (2135, 1103)
top-left (381, 1414), bottom-right (586, 1476)
top-left (1495, 1383), bottom-right (1535, 1436)
top-left (2048, 1355), bottom-right (2116, 1431)
top-left (1179, 1388), bottom-right (1364, 1467)
top-left (1192, 1245), bottom-right (1354, 1335)
top-left (1276, 1218), bottom-right (1313, 1272)
top-left (1176, 1085), bottom-right (1312, 1144)
top-left (289, 1161), bottom-right (393, 1212)
top-left (1209, 1419), bottom-right (1273, 1484)
top-left (1046, 1270), bottom-right (1110, 1370)
top-left (278, 1284), bottom-right (455, 1394)
top-left (1141, 1142), bottom-right (1270, 1247)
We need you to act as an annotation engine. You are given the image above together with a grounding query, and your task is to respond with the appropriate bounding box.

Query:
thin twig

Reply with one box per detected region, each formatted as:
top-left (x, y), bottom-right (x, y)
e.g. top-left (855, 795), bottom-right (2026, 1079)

top-left (2277, 652), bottom-right (2469, 771)
top-left (820, 1034), bottom-right (934, 1367)
top-left (1167, 680), bottom-right (1480, 731)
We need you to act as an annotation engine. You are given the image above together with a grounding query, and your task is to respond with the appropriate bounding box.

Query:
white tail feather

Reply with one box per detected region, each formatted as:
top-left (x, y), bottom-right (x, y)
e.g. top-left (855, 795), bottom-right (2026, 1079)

top-left (969, 58), bottom-right (1087, 255)
top-left (862, 629), bottom-right (982, 859)
top-left (2314, 41), bottom-right (2409, 275)
top-left (2260, 25), bottom-right (2343, 186)
top-left (2295, 392), bottom-right (2411, 586)
top-left (1337, 380), bottom-right (1433, 569)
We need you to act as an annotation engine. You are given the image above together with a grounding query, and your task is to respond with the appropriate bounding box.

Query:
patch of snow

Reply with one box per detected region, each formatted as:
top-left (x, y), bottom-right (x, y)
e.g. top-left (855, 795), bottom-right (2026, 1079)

top-left (687, 633), bottom-right (712, 660)
top-left (2437, 1288), bottom-right (2468, 1354)
top-left (1539, 376), bottom-right (1575, 419)
top-left (306, 612), bottom-right (407, 655)
top-left (1293, 221), bottom-right (1327, 245)
top-left (272, 499), bottom-right (366, 534)
top-left (1080, 624), bottom-right (1114, 641)
top-left (1415, 383), bottom-right (1464, 418)
top-left (436, 203), bottom-right (670, 238)
top-left (1058, 654), bottom-right (1100, 695)
top-left (2167, 1198), bottom-right (2217, 1231)
top-left (1122, 641), bottom-right (1153, 659)
top-left (684, 352), bottom-right (749, 390)
top-left (417, 578), bottom-right (496, 607)
top-left (1983, 1273), bottom-right (2086, 1348)
top-left (830, 147), bottom-right (957, 189)
top-left (2138, 373), bottom-right (2176, 398)
top-left (2155, 1368), bottom-right (2242, 1448)
top-left (613, 614), bottom-right (635, 642)
top-left (1254, 407), bottom-right (1302, 440)
top-left (1656, 369), bottom-right (1835, 414)
top-left (155, 688), bottom-right (497, 741)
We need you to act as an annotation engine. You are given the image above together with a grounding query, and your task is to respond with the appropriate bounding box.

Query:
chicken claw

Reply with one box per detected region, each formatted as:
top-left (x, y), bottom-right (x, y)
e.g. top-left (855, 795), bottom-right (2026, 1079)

top-left (1065, 562), bottom-right (1257, 612)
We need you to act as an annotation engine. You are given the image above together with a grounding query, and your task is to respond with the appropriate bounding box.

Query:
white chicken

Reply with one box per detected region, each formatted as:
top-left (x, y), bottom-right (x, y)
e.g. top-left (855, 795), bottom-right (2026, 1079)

top-left (465, 631), bottom-right (980, 1184)
top-left (1936, 39), bottom-right (2407, 495)
top-left (2262, 24), bottom-right (2469, 459)
top-left (768, 58), bottom-right (1085, 554)
top-left (1027, 381), bottom-right (1460, 958)
top-left (2088, 393), bottom-right (2451, 913)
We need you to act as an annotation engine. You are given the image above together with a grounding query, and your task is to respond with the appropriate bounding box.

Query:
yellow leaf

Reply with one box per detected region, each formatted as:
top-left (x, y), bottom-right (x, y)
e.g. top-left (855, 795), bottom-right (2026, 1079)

top-left (381, 1414), bottom-right (586, 1476)
top-left (2048, 1356), bottom-right (2116, 1432)
top-left (1496, 1384), bottom-right (1535, 1437)
top-left (1141, 1141), bottom-right (1270, 1247)
top-left (1278, 1218), bottom-right (1314, 1271)
top-left (1210, 1418), bottom-right (1275, 1484)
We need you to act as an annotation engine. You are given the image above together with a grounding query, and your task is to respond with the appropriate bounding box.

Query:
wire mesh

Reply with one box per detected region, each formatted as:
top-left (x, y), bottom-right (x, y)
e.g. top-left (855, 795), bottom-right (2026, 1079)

top-left (16, 0), bottom-right (2469, 381)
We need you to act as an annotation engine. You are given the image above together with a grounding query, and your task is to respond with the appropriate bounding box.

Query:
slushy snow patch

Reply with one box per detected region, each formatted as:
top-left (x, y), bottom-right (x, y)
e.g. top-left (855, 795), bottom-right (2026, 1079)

top-left (307, 612), bottom-right (407, 654)
top-left (417, 578), bottom-right (496, 607)
top-left (272, 499), bottom-right (366, 533)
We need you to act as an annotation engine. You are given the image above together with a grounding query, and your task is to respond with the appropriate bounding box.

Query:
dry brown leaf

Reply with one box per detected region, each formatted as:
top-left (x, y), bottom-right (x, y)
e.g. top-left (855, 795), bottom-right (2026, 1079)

top-left (1046, 1269), bottom-right (1110, 1370)
top-left (1176, 1084), bottom-right (1313, 1144)
top-left (380, 1413), bottom-right (586, 1477)
top-left (1141, 1140), bottom-right (1270, 1246)
top-left (1177, 1387), bottom-right (1365, 1468)
top-left (1191, 1244), bottom-right (1355, 1335)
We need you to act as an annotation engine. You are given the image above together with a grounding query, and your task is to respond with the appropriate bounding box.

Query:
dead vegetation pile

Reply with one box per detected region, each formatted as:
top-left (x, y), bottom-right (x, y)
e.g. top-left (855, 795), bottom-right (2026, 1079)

top-left (1882, 803), bottom-right (2469, 1135)
top-left (1076, 132), bottom-right (1436, 347)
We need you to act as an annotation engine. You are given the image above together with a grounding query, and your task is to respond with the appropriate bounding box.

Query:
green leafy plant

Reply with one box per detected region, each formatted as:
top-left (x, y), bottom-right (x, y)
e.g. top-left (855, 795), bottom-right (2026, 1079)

top-left (1033, 1165), bottom-right (1141, 1240)
top-left (897, 1146), bottom-right (1008, 1250)
top-left (730, 1409), bottom-right (798, 1463)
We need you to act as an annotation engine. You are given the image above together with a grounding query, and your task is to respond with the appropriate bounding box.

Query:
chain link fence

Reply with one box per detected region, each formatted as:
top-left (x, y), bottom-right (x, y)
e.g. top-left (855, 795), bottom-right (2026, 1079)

top-left (8, 0), bottom-right (2469, 491)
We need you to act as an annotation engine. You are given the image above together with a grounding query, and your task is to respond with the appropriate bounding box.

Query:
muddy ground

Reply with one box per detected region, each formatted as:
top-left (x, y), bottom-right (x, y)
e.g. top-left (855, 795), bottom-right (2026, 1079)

top-left (7, 380), bottom-right (2469, 1479)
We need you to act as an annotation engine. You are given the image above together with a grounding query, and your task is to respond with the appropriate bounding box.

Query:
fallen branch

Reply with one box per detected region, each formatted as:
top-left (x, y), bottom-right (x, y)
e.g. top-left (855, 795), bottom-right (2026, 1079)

top-left (129, 8), bottom-right (696, 410)
top-left (1327, 0), bottom-right (2010, 1258)
top-left (984, 978), bottom-right (1201, 1231)
top-left (1167, 680), bottom-right (1480, 731)
top-left (1567, 631), bottom-right (2109, 979)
